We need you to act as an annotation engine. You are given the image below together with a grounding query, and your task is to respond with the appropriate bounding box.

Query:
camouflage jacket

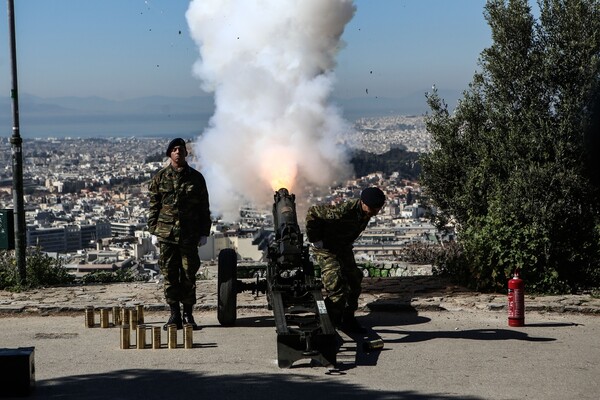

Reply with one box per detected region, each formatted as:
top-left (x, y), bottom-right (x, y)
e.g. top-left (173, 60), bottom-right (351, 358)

top-left (148, 163), bottom-right (211, 246)
top-left (305, 199), bottom-right (370, 252)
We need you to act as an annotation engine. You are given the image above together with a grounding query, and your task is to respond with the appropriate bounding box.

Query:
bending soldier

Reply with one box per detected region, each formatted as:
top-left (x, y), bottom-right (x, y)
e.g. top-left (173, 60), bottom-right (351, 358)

top-left (148, 138), bottom-right (212, 331)
top-left (305, 187), bottom-right (386, 333)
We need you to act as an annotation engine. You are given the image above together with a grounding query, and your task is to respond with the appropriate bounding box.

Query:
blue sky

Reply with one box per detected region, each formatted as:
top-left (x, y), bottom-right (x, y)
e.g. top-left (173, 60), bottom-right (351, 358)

top-left (0, 0), bottom-right (491, 101)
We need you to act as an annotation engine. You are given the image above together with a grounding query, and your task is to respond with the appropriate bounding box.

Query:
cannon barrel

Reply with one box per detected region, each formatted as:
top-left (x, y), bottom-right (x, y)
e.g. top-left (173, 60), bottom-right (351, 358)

top-left (271, 188), bottom-right (303, 267)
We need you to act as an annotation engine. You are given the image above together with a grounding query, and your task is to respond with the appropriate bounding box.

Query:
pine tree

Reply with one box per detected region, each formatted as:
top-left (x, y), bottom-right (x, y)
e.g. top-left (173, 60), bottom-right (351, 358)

top-left (421, 0), bottom-right (600, 293)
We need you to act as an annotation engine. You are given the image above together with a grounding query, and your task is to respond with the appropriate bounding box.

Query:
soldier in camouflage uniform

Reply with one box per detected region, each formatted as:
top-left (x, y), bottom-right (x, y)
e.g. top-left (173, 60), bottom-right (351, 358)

top-left (148, 138), bottom-right (211, 331)
top-left (305, 187), bottom-right (386, 333)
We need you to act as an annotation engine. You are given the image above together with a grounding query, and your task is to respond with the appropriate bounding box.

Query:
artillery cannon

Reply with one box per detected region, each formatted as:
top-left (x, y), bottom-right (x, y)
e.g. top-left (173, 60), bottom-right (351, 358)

top-left (217, 188), bottom-right (337, 368)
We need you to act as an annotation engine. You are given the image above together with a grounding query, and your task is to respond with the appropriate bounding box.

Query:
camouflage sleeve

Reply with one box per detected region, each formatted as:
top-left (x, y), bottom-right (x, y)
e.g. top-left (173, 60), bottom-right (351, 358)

top-left (305, 203), bottom-right (338, 243)
top-left (197, 173), bottom-right (211, 237)
top-left (147, 173), bottom-right (162, 234)
top-left (305, 200), bottom-right (360, 244)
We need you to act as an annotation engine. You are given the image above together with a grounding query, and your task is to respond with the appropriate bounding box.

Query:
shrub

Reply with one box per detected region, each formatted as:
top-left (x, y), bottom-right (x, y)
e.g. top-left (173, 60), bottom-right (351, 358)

top-left (0, 247), bottom-right (74, 290)
top-left (80, 268), bottom-right (135, 284)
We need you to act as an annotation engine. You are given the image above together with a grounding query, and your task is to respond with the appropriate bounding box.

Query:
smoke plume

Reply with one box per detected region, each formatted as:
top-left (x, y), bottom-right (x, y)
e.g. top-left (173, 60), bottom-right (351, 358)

top-left (186, 0), bottom-right (356, 221)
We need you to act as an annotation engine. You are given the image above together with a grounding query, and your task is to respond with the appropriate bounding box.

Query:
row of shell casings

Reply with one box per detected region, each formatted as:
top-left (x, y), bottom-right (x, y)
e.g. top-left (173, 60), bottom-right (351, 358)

top-left (120, 323), bottom-right (194, 350)
top-left (84, 305), bottom-right (145, 329)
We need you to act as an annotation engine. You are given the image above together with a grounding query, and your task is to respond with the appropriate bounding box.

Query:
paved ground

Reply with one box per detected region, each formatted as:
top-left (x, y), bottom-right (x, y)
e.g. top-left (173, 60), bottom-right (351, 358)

top-left (1, 275), bottom-right (599, 399)
top-left (1, 309), bottom-right (599, 400)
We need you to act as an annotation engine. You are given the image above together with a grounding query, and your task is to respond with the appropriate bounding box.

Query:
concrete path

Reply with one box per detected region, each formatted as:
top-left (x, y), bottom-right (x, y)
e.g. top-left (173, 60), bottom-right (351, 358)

top-left (1, 275), bottom-right (599, 399)
top-left (1, 309), bottom-right (598, 400)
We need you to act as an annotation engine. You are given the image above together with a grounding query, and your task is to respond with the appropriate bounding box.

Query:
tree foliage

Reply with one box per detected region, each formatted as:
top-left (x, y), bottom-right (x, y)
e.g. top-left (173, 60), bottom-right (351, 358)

top-left (420, 0), bottom-right (600, 293)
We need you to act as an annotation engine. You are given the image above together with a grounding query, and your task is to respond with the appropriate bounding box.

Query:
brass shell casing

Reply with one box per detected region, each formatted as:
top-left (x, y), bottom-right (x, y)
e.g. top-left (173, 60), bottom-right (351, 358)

top-left (183, 324), bottom-right (193, 349)
top-left (136, 304), bottom-right (145, 324)
top-left (167, 324), bottom-right (178, 349)
top-left (99, 308), bottom-right (110, 328)
top-left (129, 309), bottom-right (138, 330)
top-left (120, 324), bottom-right (131, 349)
top-left (136, 325), bottom-right (147, 349)
top-left (112, 306), bottom-right (122, 326)
top-left (152, 326), bottom-right (161, 349)
top-left (84, 306), bottom-right (95, 328)
top-left (121, 308), bottom-right (130, 325)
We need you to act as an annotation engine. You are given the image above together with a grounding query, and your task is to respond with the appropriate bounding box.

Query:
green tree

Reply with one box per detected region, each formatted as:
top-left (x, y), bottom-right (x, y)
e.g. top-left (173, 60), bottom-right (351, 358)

top-left (421, 0), bottom-right (600, 293)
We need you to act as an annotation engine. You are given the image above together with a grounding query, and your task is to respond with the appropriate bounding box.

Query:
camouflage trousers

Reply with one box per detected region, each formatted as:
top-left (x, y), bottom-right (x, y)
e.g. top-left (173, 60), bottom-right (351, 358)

top-left (313, 247), bottom-right (363, 314)
top-left (159, 242), bottom-right (201, 305)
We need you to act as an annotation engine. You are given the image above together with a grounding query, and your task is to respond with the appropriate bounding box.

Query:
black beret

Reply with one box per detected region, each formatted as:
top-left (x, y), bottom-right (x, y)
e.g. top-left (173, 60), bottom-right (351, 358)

top-left (166, 138), bottom-right (187, 157)
top-left (360, 187), bottom-right (386, 208)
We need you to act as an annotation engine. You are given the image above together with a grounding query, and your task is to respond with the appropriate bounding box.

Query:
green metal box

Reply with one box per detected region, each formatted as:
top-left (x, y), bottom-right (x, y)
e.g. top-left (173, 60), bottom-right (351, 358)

top-left (0, 209), bottom-right (15, 250)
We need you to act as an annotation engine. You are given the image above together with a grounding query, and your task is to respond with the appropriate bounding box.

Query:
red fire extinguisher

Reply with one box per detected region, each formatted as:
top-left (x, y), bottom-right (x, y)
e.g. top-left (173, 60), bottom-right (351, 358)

top-left (508, 270), bottom-right (525, 327)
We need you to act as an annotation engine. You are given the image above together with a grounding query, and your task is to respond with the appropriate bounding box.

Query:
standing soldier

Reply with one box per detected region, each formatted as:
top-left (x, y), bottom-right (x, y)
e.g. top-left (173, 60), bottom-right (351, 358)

top-left (148, 138), bottom-right (211, 331)
top-left (305, 187), bottom-right (386, 333)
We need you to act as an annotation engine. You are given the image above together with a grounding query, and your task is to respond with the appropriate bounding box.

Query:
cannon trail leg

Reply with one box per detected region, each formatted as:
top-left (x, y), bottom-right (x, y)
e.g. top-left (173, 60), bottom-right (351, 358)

top-left (272, 290), bottom-right (337, 368)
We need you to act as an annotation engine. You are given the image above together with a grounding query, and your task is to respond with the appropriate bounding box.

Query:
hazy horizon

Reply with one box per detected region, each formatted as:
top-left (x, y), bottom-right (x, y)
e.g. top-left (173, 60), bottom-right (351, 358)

top-left (0, 89), bottom-right (457, 138)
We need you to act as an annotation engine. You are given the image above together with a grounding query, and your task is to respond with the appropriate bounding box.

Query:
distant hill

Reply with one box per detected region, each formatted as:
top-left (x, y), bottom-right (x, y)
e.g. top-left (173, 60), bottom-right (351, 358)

top-left (0, 94), bottom-right (216, 137)
top-left (0, 89), bottom-right (460, 137)
top-left (334, 88), bottom-right (461, 120)
top-left (0, 93), bottom-right (216, 115)
top-left (350, 147), bottom-right (422, 180)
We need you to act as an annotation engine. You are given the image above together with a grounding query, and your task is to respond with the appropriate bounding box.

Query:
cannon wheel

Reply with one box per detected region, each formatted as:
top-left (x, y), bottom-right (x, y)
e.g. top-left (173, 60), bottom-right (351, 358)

top-left (217, 248), bottom-right (237, 326)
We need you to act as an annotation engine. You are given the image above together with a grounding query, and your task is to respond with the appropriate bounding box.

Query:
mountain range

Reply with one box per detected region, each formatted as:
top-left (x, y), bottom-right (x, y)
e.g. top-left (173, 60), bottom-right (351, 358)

top-left (0, 89), bottom-right (461, 138)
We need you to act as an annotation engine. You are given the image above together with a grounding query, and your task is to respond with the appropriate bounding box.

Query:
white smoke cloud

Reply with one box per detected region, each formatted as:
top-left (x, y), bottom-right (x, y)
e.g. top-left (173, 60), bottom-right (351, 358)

top-left (186, 0), bottom-right (356, 222)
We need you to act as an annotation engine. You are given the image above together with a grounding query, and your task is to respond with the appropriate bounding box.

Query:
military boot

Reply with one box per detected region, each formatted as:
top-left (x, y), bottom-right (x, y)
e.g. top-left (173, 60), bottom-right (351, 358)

top-left (340, 310), bottom-right (367, 334)
top-left (163, 303), bottom-right (183, 331)
top-left (324, 298), bottom-right (343, 328)
top-left (183, 304), bottom-right (201, 330)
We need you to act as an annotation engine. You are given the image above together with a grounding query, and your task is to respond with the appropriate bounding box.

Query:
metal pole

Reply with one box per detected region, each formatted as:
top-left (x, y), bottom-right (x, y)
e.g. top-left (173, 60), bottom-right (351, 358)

top-left (7, 0), bottom-right (26, 284)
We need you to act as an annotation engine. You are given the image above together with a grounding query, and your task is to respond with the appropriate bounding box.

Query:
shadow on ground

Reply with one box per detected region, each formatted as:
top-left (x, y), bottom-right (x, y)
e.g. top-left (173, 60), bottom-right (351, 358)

top-left (357, 308), bottom-right (557, 343)
top-left (32, 369), bottom-right (485, 400)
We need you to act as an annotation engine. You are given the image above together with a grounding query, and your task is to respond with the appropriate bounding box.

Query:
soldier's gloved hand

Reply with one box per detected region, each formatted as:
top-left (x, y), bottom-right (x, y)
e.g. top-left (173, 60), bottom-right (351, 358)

top-left (199, 236), bottom-right (208, 247)
top-left (151, 235), bottom-right (159, 246)
top-left (312, 240), bottom-right (324, 249)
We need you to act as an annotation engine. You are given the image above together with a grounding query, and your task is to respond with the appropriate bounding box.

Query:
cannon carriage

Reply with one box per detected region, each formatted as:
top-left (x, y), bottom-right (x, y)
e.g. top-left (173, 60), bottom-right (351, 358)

top-left (216, 188), bottom-right (337, 368)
